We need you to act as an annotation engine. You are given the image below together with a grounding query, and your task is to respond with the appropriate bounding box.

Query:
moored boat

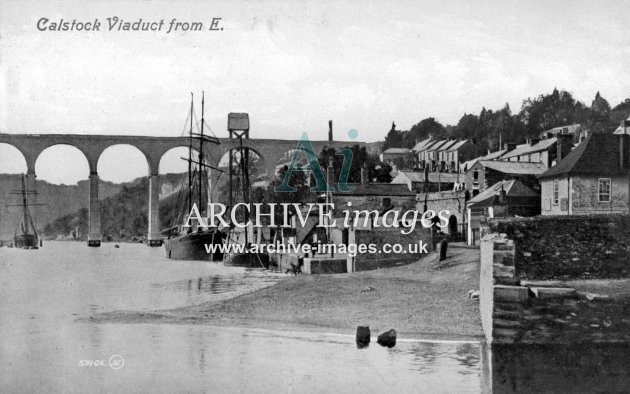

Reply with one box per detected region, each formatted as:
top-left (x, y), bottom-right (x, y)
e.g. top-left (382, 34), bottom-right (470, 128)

top-left (8, 174), bottom-right (42, 249)
top-left (163, 92), bottom-right (225, 261)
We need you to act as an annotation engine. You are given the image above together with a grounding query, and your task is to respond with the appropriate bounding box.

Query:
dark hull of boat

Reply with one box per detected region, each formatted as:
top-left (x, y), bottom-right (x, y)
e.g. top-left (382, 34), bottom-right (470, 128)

top-left (163, 230), bottom-right (224, 261)
top-left (14, 234), bottom-right (39, 249)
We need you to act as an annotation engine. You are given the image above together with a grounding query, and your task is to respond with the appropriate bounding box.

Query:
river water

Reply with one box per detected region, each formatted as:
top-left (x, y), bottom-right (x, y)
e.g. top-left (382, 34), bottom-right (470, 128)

top-left (1, 241), bottom-right (487, 393)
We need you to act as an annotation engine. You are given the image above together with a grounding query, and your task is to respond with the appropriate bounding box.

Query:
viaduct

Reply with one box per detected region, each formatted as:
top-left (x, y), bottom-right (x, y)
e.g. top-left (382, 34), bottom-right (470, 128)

top-left (0, 133), bottom-right (362, 246)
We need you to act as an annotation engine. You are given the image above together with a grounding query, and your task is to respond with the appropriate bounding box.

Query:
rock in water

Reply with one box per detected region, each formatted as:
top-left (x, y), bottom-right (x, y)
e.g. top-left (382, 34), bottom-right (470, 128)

top-left (356, 326), bottom-right (371, 348)
top-left (377, 329), bottom-right (397, 348)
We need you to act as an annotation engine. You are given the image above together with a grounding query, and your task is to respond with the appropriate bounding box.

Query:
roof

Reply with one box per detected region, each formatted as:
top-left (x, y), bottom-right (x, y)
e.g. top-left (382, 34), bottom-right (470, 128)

top-left (542, 124), bottom-right (581, 135)
top-left (500, 138), bottom-right (557, 160)
top-left (435, 140), bottom-right (459, 151)
top-left (393, 171), bottom-right (460, 184)
top-left (426, 140), bottom-right (452, 151)
top-left (476, 160), bottom-right (546, 175)
top-left (382, 147), bottom-right (411, 154)
top-left (539, 133), bottom-right (630, 179)
top-left (613, 117), bottom-right (630, 135)
top-left (468, 180), bottom-right (539, 208)
top-left (444, 140), bottom-right (469, 151)
top-left (460, 148), bottom-right (507, 173)
top-left (333, 183), bottom-right (415, 196)
top-left (483, 149), bottom-right (507, 160)
top-left (461, 159), bottom-right (478, 173)
top-left (411, 137), bottom-right (434, 152)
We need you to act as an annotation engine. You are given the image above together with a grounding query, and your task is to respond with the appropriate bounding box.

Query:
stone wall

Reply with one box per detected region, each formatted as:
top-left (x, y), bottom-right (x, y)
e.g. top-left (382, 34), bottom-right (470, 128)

top-left (353, 226), bottom-right (431, 271)
top-left (489, 215), bottom-right (630, 280)
top-left (480, 233), bottom-right (630, 345)
top-left (418, 190), bottom-right (466, 236)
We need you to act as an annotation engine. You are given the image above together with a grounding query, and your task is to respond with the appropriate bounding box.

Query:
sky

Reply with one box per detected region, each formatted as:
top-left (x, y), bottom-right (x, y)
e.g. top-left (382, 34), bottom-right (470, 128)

top-left (1, 0), bottom-right (629, 184)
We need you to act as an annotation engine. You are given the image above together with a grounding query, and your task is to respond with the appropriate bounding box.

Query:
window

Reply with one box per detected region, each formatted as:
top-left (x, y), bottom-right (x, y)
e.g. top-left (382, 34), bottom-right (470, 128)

top-left (383, 197), bottom-right (392, 207)
top-left (473, 170), bottom-right (479, 180)
top-left (598, 178), bottom-right (611, 202)
top-left (553, 180), bottom-right (559, 204)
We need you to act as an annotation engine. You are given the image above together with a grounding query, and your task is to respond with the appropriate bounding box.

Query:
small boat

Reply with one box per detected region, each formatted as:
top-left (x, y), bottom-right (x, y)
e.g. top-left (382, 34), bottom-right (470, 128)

top-left (9, 174), bottom-right (41, 249)
top-left (163, 92), bottom-right (225, 261)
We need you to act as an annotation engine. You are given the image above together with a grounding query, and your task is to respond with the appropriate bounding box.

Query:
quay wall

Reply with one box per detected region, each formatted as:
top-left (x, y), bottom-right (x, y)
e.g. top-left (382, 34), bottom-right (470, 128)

top-left (487, 215), bottom-right (630, 280)
top-left (353, 226), bottom-right (432, 271)
top-left (480, 217), bottom-right (630, 345)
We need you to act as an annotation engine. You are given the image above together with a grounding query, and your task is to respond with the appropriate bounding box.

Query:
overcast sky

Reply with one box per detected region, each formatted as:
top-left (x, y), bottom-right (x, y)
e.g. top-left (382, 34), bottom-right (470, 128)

top-left (1, 0), bottom-right (629, 183)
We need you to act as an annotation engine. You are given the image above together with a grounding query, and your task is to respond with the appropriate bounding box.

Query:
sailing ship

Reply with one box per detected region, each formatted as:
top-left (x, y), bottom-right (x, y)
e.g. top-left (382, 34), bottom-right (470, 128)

top-left (9, 174), bottom-right (41, 249)
top-left (163, 92), bottom-right (225, 261)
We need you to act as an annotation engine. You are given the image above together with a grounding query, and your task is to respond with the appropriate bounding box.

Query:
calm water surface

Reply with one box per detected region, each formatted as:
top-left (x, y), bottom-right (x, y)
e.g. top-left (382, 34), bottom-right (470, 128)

top-left (1, 242), bottom-right (486, 393)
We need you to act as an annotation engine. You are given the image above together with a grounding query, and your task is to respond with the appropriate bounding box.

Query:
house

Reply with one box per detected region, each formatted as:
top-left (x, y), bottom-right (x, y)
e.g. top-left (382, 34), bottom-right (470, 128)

top-left (498, 135), bottom-right (573, 169)
top-left (416, 138), bottom-right (474, 172)
top-left (537, 123), bottom-right (582, 140)
top-left (379, 147), bottom-right (412, 165)
top-left (466, 179), bottom-right (540, 245)
top-left (440, 140), bottom-right (475, 172)
top-left (416, 139), bottom-right (448, 169)
top-left (391, 170), bottom-right (460, 192)
top-left (539, 133), bottom-right (630, 216)
top-left (464, 160), bottom-right (546, 197)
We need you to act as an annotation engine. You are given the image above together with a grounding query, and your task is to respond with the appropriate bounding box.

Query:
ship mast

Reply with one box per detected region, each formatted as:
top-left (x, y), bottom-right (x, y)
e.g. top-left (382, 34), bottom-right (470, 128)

top-left (188, 93), bottom-right (193, 214)
top-left (199, 91), bottom-right (205, 211)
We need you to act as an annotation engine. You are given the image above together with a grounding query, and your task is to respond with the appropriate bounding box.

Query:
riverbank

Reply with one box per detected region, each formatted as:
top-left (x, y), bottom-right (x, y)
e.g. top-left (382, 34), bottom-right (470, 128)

top-left (91, 247), bottom-right (484, 340)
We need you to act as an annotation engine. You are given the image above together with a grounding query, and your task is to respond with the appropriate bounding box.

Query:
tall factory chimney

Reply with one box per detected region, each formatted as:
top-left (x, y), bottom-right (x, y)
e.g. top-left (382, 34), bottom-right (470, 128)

top-left (328, 120), bottom-right (333, 142)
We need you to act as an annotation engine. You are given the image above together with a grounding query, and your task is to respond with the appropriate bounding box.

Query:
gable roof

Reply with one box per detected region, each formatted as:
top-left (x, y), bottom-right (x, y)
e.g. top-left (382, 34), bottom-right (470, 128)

top-left (394, 171), bottom-right (459, 184)
top-left (333, 183), bottom-right (415, 196)
top-left (500, 138), bottom-right (557, 160)
top-left (539, 133), bottom-right (629, 179)
top-left (382, 147), bottom-right (411, 154)
top-left (476, 160), bottom-right (546, 175)
top-left (460, 149), bottom-right (508, 173)
top-left (468, 179), bottom-right (539, 208)
top-left (483, 149), bottom-right (507, 160)
top-left (411, 137), bottom-right (434, 152)
top-left (425, 140), bottom-right (451, 151)
top-left (435, 140), bottom-right (459, 151)
top-left (613, 117), bottom-right (630, 135)
top-left (444, 140), bottom-right (469, 151)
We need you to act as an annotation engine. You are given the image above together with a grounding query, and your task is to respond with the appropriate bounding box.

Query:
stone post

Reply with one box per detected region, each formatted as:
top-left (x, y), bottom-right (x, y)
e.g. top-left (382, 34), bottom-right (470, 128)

top-left (147, 173), bottom-right (162, 246)
top-left (87, 172), bottom-right (101, 247)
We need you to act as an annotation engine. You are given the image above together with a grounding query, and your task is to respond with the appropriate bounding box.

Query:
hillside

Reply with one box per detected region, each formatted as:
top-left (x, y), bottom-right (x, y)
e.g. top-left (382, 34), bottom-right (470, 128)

top-left (0, 173), bottom-right (185, 240)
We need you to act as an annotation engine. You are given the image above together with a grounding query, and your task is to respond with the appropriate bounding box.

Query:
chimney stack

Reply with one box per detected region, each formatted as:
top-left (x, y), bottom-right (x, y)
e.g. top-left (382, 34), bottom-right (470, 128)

top-left (504, 143), bottom-right (517, 151)
top-left (556, 134), bottom-right (573, 163)
top-left (328, 120), bottom-right (333, 142)
top-left (498, 184), bottom-right (506, 204)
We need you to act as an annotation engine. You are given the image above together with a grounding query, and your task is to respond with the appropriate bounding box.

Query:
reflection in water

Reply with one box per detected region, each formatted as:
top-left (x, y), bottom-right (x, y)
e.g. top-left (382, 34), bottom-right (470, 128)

top-left (491, 343), bottom-right (630, 393)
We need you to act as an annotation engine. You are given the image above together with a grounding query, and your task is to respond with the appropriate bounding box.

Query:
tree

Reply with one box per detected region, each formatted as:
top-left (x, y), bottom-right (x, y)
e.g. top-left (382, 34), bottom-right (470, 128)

top-left (407, 118), bottom-right (448, 147)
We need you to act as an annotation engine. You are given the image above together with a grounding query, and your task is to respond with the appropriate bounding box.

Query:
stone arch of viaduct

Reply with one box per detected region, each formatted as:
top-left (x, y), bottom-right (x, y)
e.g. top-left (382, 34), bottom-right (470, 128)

top-left (0, 133), bottom-right (363, 246)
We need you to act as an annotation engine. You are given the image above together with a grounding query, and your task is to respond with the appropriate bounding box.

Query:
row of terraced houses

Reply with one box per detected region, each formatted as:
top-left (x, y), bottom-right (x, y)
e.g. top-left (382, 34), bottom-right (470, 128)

top-left (381, 117), bottom-right (630, 245)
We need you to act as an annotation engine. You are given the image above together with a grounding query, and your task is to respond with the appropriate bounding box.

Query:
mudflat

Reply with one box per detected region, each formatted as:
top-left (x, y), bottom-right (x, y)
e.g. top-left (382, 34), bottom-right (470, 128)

top-left (91, 246), bottom-right (484, 340)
